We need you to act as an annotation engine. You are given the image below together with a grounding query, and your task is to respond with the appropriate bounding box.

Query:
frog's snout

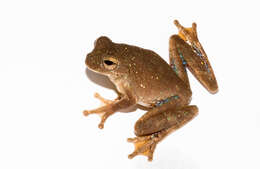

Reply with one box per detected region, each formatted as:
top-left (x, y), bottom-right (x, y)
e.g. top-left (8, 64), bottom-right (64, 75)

top-left (85, 53), bottom-right (101, 73)
top-left (85, 53), bottom-right (95, 69)
top-left (85, 53), bottom-right (90, 66)
top-left (85, 53), bottom-right (91, 66)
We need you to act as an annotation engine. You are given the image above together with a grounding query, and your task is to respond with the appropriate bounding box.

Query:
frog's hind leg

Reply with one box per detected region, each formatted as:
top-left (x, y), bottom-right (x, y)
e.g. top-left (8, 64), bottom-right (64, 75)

top-left (169, 34), bottom-right (191, 92)
top-left (169, 20), bottom-right (218, 94)
top-left (128, 104), bottom-right (198, 161)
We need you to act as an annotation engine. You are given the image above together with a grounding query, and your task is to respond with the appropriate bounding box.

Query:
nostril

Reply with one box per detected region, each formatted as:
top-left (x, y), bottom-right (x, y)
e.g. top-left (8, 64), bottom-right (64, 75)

top-left (86, 53), bottom-right (91, 59)
top-left (85, 55), bottom-right (91, 66)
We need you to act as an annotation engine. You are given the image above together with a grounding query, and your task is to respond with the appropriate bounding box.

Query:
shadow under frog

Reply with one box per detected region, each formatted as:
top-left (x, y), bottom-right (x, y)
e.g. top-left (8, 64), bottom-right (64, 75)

top-left (83, 20), bottom-right (218, 161)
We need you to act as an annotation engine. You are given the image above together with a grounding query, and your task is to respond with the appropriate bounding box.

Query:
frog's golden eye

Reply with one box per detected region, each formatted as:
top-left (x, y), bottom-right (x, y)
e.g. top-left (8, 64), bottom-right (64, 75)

top-left (103, 57), bottom-right (118, 70)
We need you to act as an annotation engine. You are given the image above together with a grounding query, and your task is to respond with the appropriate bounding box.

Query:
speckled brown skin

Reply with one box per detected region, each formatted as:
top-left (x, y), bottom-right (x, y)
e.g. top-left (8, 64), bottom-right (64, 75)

top-left (84, 20), bottom-right (218, 161)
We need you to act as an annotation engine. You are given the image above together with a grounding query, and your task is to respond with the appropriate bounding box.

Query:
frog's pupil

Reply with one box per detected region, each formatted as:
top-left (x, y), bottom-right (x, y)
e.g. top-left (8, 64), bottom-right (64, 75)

top-left (104, 60), bottom-right (114, 65)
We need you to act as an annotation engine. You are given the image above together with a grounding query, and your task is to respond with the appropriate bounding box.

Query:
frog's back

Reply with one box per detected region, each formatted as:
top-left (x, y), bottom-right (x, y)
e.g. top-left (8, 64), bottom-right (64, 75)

top-left (119, 44), bottom-right (191, 105)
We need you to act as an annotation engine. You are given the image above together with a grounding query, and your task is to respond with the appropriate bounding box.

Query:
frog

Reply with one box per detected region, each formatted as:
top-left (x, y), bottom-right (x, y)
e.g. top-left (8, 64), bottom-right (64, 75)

top-left (83, 20), bottom-right (218, 161)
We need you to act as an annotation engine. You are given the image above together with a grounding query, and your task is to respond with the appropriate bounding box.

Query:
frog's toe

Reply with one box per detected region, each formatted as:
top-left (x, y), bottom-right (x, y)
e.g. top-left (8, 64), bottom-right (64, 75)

top-left (98, 122), bottom-right (104, 129)
top-left (128, 151), bottom-right (138, 159)
top-left (127, 137), bottom-right (138, 142)
top-left (94, 92), bottom-right (113, 105)
top-left (83, 110), bottom-right (90, 116)
top-left (83, 109), bottom-right (100, 116)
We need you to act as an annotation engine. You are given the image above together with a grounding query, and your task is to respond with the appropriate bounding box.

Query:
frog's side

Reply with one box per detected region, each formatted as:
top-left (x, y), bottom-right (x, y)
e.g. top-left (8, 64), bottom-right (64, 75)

top-left (84, 20), bottom-right (218, 161)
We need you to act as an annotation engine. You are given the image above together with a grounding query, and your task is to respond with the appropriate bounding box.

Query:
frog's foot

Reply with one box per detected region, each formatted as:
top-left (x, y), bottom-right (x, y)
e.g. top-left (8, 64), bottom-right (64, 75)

top-left (127, 134), bottom-right (160, 161)
top-left (83, 93), bottom-right (115, 129)
top-left (174, 20), bottom-right (206, 60)
top-left (174, 20), bottom-right (199, 45)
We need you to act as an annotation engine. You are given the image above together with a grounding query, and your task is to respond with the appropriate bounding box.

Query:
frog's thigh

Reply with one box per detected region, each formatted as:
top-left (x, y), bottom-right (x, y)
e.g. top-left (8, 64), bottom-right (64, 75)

top-left (134, 105), bottom-right (198, 136)
top-left (169, 35), bottom-right (191, 91)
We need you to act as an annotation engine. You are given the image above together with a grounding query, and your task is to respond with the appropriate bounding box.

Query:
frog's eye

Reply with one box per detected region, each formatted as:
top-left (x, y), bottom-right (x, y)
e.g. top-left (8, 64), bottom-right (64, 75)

top-left (103, 57), bottom-right (118, 70)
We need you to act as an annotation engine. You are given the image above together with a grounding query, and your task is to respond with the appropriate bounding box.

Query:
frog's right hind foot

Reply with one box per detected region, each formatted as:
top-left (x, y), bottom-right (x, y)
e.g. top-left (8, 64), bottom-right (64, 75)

top-left (174, 20), bottom-right (199, 45)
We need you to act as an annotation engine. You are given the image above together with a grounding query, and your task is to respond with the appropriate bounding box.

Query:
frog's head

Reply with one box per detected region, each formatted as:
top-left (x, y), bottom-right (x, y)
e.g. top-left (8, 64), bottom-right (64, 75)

top-left (86, 36), bottom-right (127, 77)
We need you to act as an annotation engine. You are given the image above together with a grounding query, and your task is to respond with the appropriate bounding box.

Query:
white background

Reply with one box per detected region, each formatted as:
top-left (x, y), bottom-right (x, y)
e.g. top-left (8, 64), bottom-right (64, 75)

top-left (0, 0), bottom-right (259, 169)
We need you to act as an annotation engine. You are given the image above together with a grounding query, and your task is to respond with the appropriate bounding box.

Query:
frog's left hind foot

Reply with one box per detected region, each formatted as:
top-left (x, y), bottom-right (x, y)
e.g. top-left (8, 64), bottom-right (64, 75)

top-left (128, 105), bottom-right (198, 161)
top-left (127, 134), bottom-right (159, 161)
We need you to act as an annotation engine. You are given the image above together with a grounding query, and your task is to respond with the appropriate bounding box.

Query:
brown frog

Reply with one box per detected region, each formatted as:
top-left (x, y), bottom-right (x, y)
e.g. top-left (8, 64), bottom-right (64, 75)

top-left (84, 20), bottom-right (218, 161)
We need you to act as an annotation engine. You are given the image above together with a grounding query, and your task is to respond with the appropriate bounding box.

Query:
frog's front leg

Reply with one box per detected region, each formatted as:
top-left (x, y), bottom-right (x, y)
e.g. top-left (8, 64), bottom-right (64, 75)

top-left (83, 92), bottom-right (135, 129)
top-left (128, 102), bottom-right (198, 161)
